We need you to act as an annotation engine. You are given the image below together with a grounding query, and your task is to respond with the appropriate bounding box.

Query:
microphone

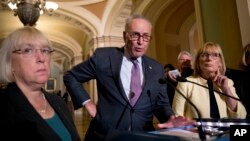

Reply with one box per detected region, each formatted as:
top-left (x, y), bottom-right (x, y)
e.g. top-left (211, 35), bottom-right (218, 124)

top-left (176, 77), bottom-right (241, 101)
top-left (147, 90), bottom-right (153, 114)
top-left (158, 78), bottom-right (206, 140)
top-left (115, 100), bottom-right (131, 130)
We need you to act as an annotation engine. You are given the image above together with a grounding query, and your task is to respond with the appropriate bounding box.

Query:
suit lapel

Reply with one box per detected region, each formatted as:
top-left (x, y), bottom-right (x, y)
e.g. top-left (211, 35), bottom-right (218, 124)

top-left (109, 50), bottom-right (155, 106)
top-left (110, 48), bottom-right (129, 105)
top-left (141, 56), bottom-right (153, 93)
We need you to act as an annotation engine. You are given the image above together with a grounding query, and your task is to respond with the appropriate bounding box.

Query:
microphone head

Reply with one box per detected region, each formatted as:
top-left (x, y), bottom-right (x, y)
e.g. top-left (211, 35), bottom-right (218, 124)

top-left (158, 78), bottom-right (167, 84)
top-left (176, 77), bottom-right (187, 82)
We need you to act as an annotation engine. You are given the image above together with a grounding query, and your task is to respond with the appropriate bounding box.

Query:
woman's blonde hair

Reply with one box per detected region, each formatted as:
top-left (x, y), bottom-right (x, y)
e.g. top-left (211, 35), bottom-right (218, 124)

top-left (193, 42), bottom-right (226, 76)
top-left (0, 26), bottom-right (51, 83)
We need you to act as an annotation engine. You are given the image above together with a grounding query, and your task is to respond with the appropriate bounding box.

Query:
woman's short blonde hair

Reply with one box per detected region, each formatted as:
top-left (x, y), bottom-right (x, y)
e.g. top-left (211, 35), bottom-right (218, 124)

top-left (193, 42), bottom-right (226, 76)
top-left (0, 26), bottom-right (51, 83)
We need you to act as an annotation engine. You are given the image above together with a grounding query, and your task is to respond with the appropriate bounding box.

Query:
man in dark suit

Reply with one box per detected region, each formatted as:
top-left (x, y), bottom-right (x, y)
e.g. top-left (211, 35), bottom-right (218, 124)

top-left (166, 51), bottom-right (194, 106)
top-left (225, 44), bottom-right (250, 118)
top-left (64, 14), bottom-right (193, 141)
top-left (225, 68), bottom-right (250, 118)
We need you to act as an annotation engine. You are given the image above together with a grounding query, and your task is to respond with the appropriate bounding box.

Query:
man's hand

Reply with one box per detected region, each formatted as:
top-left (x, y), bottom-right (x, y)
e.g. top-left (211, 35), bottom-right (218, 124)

top-left (85, 100), bottom-right (97, 118)
top-left (157, 115), bottom-right (195, 129)
top-left (168, 69), bottom-right (181, 82)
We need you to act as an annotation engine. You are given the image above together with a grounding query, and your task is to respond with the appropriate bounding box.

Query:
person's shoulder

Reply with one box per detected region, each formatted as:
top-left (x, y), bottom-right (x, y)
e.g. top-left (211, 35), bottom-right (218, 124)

top-left (0, 83), bottom-right (8, 95)
top-left (186, 76), bottom-right (203, 83)
top-left (93, 47), bottom-right (123, 56)
top-left (43, 91), bottom-right (65, 103)
top-left (92, 47), bottom-right (123, 60)
top-left (226, 68), bottom-right (246, 79)
top-left (143, 56), bottom-right (164, 72)
top-left (0, 88), bottom-right (6, 97)
top-left (95, 47), bottom-right (122, 52)
top-left (142, 55), bottom-right (161, 65)
top-left (0, 85), bottom-right (8, 105)
top-left (226, 68), bottom-right (246, 73)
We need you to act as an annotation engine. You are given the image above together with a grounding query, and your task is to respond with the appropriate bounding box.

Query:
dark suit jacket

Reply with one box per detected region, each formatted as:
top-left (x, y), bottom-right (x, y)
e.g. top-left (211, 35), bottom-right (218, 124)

top-left (226, 68), bottom-right (250, 118)
top-left (0, 83), bottom-right (81, 141)
top-left (64, 47), bottom-right (174, 141)
top-left (167, 68), bottom-right (194, 106)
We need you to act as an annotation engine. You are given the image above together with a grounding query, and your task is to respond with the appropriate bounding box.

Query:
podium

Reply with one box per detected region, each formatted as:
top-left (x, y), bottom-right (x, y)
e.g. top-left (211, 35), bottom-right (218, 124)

top-left (105, 129), bottom-right (229, 141)
top-left (105, 130), bottom-right (200, 141)
top-left (106, 119), bottom-right (250, 141)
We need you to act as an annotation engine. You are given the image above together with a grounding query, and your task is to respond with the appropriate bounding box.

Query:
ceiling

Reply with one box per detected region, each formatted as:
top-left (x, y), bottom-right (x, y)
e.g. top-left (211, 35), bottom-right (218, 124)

top-left (0, 0), bottom-right (202, 91)
top-left (0, 0), bottom-right (134, 64)
top-left (0, 0), bottom-right (196, 68)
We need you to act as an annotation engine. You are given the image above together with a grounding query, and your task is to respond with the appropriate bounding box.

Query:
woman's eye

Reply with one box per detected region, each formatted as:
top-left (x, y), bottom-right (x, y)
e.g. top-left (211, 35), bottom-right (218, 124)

top-left (23, 48), bottom-right (33, 53)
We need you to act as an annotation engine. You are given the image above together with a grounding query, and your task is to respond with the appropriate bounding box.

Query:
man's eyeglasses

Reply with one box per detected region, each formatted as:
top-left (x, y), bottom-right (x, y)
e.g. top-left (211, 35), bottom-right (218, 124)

top-left (12, 47), bottom-right (54, 58)
top-left (178, 59), bottom-right (191, 62)
top-left (200, 52), bottom-right (220, 59)
top-left (127, 32), bottom-right (152, 42)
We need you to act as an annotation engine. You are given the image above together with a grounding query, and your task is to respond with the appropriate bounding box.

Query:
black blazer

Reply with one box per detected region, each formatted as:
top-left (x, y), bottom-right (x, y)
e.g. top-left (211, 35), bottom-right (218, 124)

top-left (0, 83), bottom-right (81, 141)
top-left (64, 47), bottom-right (174, 141)
top-left (226, 68), bottom-right (250, 118)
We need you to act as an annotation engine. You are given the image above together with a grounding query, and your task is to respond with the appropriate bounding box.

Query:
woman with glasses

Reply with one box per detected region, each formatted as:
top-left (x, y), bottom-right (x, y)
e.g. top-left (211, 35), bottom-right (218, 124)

top-left (172, 42), bottom-right (246, 119)
top-left (0, 26), bottom-right (81, 141)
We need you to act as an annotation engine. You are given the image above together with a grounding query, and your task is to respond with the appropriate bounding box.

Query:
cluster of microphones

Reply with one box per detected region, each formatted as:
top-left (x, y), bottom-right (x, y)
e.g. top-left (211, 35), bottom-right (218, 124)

top-left (158, 76), bottom-right (243, 140)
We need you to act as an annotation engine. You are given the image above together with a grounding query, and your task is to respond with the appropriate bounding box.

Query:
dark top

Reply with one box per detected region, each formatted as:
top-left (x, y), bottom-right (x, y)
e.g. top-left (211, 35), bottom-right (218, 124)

top-left (225, 68), bottom-right (250, 118)
top-left (0, 83), bottom-right (81, 141)
top-left (167, 68), bottom-right (194, 106)
top-left (64, 47), bottom-right (174, 141)
top-left (181, 68), bottom-right (194, 78)
top-left (46, 113), bottom-right (72, 141)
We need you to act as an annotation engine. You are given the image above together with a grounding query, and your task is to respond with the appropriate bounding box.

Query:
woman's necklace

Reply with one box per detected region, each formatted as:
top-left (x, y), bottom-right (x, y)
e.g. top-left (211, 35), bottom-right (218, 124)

top-left (39, 93), bottom-right (47, 113)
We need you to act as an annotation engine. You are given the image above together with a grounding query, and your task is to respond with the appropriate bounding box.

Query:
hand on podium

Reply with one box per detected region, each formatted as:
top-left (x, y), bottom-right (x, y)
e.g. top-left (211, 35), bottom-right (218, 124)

top-left (157, 115), bottom-right (195, 129)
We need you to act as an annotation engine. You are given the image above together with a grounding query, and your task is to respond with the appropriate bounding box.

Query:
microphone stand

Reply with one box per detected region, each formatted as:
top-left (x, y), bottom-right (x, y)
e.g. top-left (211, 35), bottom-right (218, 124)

top-left (159, 78), bottom-right (206, 140)
top-left (115, 101), bottom-right (130, 129)
top-left (176, 77), bottom-right (241, 101)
